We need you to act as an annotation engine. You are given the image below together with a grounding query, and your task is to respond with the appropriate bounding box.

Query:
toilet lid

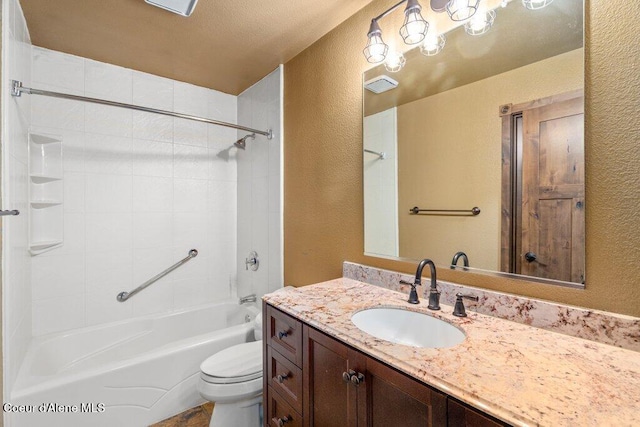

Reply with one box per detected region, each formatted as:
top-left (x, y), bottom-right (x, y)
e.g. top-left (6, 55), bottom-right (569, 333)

top-left (201, 341), bottom-right (263, 383)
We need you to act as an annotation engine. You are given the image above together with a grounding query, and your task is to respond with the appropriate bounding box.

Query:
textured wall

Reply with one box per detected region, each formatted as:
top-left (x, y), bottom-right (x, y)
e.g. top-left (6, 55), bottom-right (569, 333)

top-left (284, 0), bottom-right (640, 316)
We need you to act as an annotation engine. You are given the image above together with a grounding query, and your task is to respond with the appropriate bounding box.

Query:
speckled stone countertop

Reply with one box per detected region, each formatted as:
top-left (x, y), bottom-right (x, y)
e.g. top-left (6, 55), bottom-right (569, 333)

top-left (263, 278), bottom-right (640, 427)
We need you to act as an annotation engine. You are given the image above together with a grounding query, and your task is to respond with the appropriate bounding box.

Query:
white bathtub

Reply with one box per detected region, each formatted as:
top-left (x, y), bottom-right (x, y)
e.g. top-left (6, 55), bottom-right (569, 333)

top-left (10, 301), bottom-right (259, 427)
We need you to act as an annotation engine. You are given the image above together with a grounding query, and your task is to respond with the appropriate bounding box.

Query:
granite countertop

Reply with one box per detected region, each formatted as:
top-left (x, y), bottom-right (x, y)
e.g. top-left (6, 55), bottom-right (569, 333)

top-left (263, 278), bottom-right (640, 427)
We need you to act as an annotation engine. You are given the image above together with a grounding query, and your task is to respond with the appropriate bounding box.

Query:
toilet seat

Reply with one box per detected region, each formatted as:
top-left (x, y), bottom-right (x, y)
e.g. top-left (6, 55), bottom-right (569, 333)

top-left (200, 340), bottom-right (262, 385)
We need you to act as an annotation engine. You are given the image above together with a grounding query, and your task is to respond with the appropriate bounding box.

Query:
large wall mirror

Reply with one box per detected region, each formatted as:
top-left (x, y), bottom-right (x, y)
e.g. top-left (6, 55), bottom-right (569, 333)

top-left (363, 0), bottom-right (584, 288)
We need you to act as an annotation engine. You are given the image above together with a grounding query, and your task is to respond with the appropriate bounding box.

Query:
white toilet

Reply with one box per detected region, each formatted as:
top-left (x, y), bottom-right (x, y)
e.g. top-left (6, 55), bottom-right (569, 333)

top-left (198, 315), bottom-right (263, 427)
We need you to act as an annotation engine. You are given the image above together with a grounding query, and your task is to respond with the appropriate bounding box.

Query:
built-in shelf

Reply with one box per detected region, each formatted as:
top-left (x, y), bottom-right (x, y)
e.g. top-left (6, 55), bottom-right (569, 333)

top-left (30, 201), bottom-right (63, 209)
top-left (28, 131), bottom-right (64, 255)
top-left (30, 240), bottom-right (65, 252)
top-left (30, 175), bottom-right (62, 184)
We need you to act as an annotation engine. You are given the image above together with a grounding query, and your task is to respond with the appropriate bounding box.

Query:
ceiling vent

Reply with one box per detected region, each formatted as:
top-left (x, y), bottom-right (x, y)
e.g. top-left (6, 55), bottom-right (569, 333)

top-left (364, 75), bottom-right (399, 94)
top-left (145, 0), bottom-right (199, 17)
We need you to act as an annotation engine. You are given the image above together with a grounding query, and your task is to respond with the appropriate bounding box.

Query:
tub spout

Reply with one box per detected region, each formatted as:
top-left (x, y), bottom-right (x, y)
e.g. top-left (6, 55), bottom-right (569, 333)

top-left (239, 294), bottom-right (257, 304)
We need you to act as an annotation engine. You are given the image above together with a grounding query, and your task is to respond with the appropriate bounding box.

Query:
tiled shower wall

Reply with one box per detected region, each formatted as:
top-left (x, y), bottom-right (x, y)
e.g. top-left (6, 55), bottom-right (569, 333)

top-left (29, 47), bottom-right (241, 336)
top-left (2, 0), bottom-right (33, 394)
top-left (236, 67), bottom-right (283, 299)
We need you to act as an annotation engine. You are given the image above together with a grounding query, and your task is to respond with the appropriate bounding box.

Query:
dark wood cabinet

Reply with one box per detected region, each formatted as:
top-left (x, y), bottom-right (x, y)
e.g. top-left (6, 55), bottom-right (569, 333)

top-left (448, 398), bottom-right (509, 427)
top-left (264, 303), bottom-right (511, 427)
top-left (303, 322), bottom-right (447, 427)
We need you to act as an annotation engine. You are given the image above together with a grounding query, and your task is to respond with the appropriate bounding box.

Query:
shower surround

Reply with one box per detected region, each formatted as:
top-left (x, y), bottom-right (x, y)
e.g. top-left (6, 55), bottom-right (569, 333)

top-left (2, 1), bottom-right (282, 422)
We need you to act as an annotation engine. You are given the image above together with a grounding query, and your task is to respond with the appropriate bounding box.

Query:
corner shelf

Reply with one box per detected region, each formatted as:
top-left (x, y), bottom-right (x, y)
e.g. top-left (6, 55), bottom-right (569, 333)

top-left (28, 131), bottom-right (64, 255)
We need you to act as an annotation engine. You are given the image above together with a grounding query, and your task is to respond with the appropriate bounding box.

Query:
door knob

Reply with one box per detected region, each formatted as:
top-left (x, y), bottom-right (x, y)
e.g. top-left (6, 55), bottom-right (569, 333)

top-left (524, 252), bottom-right (547, 266)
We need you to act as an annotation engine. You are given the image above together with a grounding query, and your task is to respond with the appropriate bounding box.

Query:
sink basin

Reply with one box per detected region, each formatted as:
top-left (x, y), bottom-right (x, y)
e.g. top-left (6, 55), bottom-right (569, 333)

top-left (351, 307), bottom-right (465, 348)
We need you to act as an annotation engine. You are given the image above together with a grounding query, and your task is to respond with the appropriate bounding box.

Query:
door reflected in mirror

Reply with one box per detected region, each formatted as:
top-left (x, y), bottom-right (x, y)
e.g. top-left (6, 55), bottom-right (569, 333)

top-left (363, 0), bottom-right (584, 287)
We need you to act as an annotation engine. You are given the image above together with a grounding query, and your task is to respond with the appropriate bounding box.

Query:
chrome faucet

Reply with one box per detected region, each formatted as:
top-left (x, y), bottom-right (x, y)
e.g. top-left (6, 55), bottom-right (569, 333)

top-left (450, 251), bottom-right (469, 269)
top-left (399, 258), bottom-right (440, 310)
top-left (239, 294), bottom-right (257, 304)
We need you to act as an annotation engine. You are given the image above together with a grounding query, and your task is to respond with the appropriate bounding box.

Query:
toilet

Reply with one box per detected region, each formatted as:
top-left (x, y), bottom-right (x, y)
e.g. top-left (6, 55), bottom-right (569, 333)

top-left (197, 315), bottom-right (263, 427)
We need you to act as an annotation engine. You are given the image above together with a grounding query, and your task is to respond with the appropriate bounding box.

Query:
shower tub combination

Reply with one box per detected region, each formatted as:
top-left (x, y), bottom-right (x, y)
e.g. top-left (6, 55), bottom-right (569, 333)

top-left (10, 301), bottom-right (259, 427)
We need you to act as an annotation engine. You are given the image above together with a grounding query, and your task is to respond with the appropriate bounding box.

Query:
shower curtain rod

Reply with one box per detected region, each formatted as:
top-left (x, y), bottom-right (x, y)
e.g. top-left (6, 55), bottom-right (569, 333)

top-left (10, 80), bottom-right (273, 139)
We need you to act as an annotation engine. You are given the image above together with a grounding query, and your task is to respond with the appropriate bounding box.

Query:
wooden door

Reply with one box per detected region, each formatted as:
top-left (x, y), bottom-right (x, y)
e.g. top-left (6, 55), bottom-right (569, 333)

top-left (520, 95), bottom-right (584, 283)
top-left (303, 326), bottom-right (364, 427)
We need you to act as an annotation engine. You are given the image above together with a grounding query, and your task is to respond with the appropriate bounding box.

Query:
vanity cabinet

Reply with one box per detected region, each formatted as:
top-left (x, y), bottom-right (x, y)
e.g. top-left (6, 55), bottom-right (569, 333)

top-left (264, 303), bottom-right (509, 427)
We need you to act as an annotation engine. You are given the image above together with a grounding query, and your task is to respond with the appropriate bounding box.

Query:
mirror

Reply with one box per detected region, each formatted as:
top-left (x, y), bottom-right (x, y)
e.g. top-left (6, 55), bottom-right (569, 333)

top-left (363, 0), bottom-right (584, 287)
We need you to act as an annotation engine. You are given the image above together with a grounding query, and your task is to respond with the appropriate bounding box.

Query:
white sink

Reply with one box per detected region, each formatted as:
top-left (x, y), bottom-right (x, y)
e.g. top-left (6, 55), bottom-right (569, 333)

top-left (351, 307), bottom-right (465, 348)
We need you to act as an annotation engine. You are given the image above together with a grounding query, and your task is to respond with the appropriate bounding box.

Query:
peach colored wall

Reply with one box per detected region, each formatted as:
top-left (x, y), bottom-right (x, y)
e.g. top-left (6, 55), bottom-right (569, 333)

top-left (396, 49), bottom-right (583, 269)
top-left (283, 0), bottom-right (640, 317)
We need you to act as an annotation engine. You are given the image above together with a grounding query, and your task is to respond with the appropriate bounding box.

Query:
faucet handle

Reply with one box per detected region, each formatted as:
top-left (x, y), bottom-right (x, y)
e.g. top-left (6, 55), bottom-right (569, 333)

top-left (453, 293), bottom-right (479, 317)
top-left (399, 279), bottom-right (420, 304)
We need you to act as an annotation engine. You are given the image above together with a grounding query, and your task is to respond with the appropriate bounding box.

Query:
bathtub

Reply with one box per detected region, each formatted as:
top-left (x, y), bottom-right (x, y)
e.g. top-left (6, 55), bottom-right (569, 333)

top-left (10, 301), bottom-right (259, 427)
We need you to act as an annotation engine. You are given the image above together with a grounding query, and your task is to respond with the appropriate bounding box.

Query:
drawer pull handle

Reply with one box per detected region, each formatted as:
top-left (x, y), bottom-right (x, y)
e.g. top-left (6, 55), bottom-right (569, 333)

top-left (277, 330), bottom-right (289, 339)
top-left (276, 415), bottom-right (291, 426)
top-left (276, 373), bottom-right (289, 383)
top-left (342, 370), bottom-right (354, 382)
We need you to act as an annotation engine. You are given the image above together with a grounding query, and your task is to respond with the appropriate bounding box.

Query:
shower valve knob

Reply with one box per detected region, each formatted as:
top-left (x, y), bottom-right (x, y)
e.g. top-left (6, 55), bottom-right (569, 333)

top-left (245, 251), bottom-right (259, 271)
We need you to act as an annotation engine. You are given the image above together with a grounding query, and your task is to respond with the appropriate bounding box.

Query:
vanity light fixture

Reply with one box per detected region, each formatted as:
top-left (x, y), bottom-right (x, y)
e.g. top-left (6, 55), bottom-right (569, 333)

top-left (364, 20), bottom-right (389, 63)
top-left (400, 0), bottom-right (430, 45)
top-left (464, 9), bottom-right (496, 35)
top-left (385, 50), bottom-right (407, 72)
top-left (364, 0), bottom-right (428, 64)
top-left (522, 0), bottom-right (554, 10)
top-left (446, 0), bottom-right (480, 21)
top-left (420, 33), bottom-right (446, 56)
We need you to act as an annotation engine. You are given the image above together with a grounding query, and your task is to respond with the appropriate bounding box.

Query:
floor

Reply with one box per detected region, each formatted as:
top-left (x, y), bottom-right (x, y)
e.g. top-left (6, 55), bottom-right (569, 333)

top-left (150, 403), bottom-right (214, 427)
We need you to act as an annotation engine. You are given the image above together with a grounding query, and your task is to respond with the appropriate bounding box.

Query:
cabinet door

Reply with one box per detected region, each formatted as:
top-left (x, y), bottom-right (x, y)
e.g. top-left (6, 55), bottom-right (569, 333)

top-left (364, 355), bottom-right (447, 427)
top-left (448, 398), bottom-right (509, 427)
top-left (303, 325), bottom-right (365, 427)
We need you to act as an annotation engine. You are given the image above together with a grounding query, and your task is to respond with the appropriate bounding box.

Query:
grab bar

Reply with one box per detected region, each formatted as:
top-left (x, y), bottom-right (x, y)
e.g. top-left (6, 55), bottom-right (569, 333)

top-left (117, 249), bottom-right (198, 302)
top-left (364, 149), bottom-right (386, 160)
top-left (409, 206), bottom-right (481, 216)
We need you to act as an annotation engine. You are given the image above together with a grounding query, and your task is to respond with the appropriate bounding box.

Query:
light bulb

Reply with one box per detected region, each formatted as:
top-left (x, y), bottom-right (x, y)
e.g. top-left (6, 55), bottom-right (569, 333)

top-left (522, 0), bottom-right (554, 10)
top-left (420, 33), bottom-right (446, 56)
top-left (446, 0), bottom-right (479, 21)
top-left (384, 51), bottom-right (406, 73)
top-left (400, 0), bottom-right (428, 45)
top-left (464, 9), bottom-right (496, 36)
top-left (363, 21), bottom-right (389, 63)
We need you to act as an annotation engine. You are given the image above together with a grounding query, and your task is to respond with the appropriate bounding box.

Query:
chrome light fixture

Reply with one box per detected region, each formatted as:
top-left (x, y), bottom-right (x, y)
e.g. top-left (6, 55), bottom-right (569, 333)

top-left (464, 9), bottom-right (496, 35)
top-left (399, 0), bottom-right (429, 45)
top-left (364, 20), bottom-right (389, 63)
top-left (420, 33), bottom-right (446, 56)
top-left (446, 0), bottom-right (480, 21)
top-left (522, 0), bottom-right (554, 10)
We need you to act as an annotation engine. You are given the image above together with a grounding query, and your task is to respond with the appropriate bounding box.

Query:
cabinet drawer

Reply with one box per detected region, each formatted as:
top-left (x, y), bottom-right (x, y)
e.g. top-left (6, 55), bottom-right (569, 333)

top-left (266, 305), bottom-right (303, 366)
top-left (268, 346), bottom-right (303, 414)
top-left (267, 386), bottom-right (303, 427)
